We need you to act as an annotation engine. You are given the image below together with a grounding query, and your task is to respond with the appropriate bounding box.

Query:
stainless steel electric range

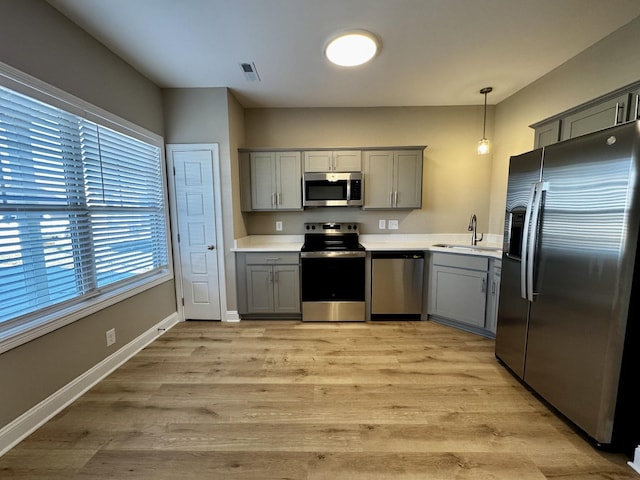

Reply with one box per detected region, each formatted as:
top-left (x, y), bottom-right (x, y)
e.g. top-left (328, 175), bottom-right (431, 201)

top-left (300, 222), bottom-right (366, 322)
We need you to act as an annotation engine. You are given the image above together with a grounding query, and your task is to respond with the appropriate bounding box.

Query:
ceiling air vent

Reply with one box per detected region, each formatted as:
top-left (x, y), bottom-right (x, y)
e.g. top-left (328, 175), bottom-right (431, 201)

top-left (239, 62), bottom-right (261, 82)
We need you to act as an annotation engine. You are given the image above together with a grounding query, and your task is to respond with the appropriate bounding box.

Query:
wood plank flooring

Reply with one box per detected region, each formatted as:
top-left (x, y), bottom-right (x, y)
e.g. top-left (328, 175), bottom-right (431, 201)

top-left (0, 320), bottom-right (636, 479)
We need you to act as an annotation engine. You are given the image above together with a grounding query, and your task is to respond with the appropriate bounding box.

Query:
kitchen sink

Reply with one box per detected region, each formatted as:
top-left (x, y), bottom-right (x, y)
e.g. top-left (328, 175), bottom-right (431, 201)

top-left (432, 243), bottom-right (502, 253)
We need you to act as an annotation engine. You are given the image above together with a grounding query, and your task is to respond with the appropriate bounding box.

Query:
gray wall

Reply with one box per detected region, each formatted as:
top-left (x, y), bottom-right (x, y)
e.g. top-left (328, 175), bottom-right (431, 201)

top-left (0, 0), bottom-right (175, 429)
top-left (162, 88), bottom-right (247, 312)
top-left (242, 106), bottom-right (494, 236)
top-left (488, 15), bottom-right (640, 233)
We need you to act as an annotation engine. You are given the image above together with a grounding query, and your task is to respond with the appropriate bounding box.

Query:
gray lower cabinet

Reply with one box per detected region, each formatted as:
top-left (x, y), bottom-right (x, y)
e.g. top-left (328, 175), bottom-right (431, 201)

top-left (427, 252), bottom-right (499, 337)
top-left (236, 252), bottom-right (301, 317)
top-left (485, 258), bottom-right (502, 334)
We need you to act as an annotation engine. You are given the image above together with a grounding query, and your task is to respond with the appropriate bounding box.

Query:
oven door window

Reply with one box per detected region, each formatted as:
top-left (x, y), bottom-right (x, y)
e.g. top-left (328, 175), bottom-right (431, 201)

top-left (301, 257), bottom-right (365, 301)
top-left (305, 180), bottom-right (348, 201)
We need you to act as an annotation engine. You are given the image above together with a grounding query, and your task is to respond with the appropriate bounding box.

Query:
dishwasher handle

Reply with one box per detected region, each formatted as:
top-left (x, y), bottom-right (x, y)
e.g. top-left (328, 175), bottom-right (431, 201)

top-left (371, 251), bottom-right (425, 259)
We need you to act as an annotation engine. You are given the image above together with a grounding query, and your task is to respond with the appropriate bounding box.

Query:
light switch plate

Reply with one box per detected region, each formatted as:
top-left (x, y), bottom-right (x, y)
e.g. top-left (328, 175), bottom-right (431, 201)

top-left (275, 221), bottom-right (283, 231)
top-left (388, 220), bottom-right (399, 230)
top-left (378, 219), bottom-right (386, 229)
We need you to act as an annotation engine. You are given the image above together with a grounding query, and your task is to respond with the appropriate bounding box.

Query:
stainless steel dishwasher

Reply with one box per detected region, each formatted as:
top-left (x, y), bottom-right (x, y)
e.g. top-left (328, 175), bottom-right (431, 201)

top-left (371, 251), bottom-right (424, 317)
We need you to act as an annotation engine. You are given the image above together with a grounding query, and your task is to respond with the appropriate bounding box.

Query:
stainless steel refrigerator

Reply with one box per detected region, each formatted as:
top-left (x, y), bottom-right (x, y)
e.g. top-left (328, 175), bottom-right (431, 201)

top-left (495, 120), bottom-right (640, 452)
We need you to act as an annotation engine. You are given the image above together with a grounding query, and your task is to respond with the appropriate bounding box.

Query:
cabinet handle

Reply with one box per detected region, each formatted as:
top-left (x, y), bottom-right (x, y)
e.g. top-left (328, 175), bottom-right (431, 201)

top-left (635, 95), bottom-right (639, 121)
top-left (265, 257), bottom-right (281, 262)
top-left (269, 270), bottom-right (274, 282)
top-left (614, 102), bottom-right (624, 125)
top-left (491, 280), bottom-right (496, 295)
top-left (271, 192), bottom-right (276, 206)
top-left (274, 270), bottom-right (278, 283)
top-left (277, 192), bottom-right (281, 205)
top-left (482, 278), bottom-right (486, 293)
top-left (389, 192), bottom-right (393, 206)
top-left (394, 191), bottom-right (399, 206)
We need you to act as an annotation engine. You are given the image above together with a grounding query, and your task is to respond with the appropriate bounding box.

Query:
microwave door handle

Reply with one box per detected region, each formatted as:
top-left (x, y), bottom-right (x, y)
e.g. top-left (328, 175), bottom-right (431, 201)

top-left (520, 183), bottom-right (537, 301)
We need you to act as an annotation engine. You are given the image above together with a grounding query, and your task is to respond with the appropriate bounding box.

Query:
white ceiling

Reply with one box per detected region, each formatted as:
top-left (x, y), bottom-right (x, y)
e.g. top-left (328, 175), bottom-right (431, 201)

top-left (46, 0), bottom-right (640, 108)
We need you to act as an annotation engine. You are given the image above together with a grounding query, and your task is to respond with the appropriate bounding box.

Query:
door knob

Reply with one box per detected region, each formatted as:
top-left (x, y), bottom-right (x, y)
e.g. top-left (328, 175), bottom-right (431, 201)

top-left (207, 245), bottom-right (215, 250)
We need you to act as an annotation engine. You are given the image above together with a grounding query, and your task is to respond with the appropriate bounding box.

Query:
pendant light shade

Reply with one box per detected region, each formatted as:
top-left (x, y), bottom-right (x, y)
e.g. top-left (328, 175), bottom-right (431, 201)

top-left (477, 87), bottom-right (493, 155)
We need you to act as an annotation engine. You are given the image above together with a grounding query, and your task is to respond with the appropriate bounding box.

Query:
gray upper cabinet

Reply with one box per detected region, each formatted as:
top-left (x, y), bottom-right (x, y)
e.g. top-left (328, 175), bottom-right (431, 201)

top-left (534, 120), bottom-right (560, 149)
top-left (363, 149), bottom-right (423, 209)
top-left (532, 82), bottom-right (640, 148)
top-left (250, 151), bottom-right (302, 210)
top-left (560, 93), bottom-right (628, 141)
top-left (630, 89), bottom-right (640, 122)
top-left (303, 150), bottom-right (362, 172)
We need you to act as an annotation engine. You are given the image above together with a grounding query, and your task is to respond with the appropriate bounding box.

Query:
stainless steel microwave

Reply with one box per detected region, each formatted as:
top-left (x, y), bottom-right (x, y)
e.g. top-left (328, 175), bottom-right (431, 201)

top-left (303, 172), bottom-right (363, 207)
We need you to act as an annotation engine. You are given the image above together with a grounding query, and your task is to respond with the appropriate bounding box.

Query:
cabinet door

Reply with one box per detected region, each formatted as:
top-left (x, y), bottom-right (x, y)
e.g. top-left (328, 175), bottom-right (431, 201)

top-left (363, 151), bottom-right (395, 209)
top-left (560, 94), bottom-right (628, 141)
top-left (275, 152), bottom-right (302, 210)
top-left (534, 120), bottom-right (560, 149)
top-left (630, 90), bottom-right (640, 122)
top-left (246, 265), bottom-right (274, 313)
top-left (485, 260), bottom-right (502, 334)
top-left (394, 150), bottom-right (423, 208)
top-left (429, 265), bottom-right (487, 328)
top-left (273, 264), bottom-right (300, 313)
top-left (333, 150), bottom-right (362, 171)
top-left (303, 151), bottom-right (333, 172)
top-left (250, 152), bottom-right (276, 210)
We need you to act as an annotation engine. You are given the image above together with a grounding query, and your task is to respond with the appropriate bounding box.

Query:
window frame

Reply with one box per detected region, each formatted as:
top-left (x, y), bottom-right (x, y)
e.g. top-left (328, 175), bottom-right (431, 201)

top-left (0, 62), bottom-right (173, 354)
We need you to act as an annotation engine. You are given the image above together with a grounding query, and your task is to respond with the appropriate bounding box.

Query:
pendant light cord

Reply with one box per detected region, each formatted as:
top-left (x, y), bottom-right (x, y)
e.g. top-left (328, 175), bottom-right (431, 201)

top-left (482, 91), bottom-right (487, 138)
top-left (480, 86), bottom-right (492, 139)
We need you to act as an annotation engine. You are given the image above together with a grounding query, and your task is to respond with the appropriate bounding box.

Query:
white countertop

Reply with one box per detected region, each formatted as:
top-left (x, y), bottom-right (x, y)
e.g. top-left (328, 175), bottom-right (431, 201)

top-left (233, 233), bottom-right (503, 258)
top-left (232, 235), bottom-right (304, 252)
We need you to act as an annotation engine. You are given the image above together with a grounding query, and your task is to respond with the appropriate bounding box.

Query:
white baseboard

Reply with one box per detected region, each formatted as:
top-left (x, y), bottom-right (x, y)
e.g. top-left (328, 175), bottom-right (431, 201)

top-left (0, 312), bottom-right (180, 457)
top-left (224, 310), bottom-right (240, 322)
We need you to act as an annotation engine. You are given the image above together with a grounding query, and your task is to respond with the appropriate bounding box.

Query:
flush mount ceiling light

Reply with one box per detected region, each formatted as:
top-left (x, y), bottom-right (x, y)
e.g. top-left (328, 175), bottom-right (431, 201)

top-left (325, 30), bottom-right (380, 67)
top-left (477, 87), bottom-right (493, 155)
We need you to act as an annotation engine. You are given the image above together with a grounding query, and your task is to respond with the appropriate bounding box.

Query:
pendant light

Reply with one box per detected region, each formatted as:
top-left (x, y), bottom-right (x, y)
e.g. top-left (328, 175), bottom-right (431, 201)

top-left (477, 87), bottom-right (493, 155)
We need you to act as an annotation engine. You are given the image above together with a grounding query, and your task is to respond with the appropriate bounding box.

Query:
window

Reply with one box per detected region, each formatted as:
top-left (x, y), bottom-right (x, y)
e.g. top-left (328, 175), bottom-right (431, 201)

top-left (0, 82), bottom-right (170, 346)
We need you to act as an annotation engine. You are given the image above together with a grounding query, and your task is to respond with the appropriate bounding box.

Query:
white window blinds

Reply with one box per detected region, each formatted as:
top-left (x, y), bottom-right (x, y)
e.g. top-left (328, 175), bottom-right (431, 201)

top-left (0, 85), bottom-right (168, 326)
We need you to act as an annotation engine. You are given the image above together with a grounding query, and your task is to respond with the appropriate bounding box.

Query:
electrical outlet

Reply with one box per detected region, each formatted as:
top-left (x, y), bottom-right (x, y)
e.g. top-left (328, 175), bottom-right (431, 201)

top-left (388, 220), bottom-right (399, 230)
top-left (378, 219), bottom-right (386, 229)
top-left (106, 328), bottom-right (116, 347)
top-left (275, 221), bottom-right (283, 231)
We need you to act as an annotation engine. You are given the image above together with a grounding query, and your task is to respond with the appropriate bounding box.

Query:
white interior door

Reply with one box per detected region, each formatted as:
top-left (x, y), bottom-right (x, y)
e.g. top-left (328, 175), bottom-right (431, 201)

top-left (169, 146), bottom-right (222, 320)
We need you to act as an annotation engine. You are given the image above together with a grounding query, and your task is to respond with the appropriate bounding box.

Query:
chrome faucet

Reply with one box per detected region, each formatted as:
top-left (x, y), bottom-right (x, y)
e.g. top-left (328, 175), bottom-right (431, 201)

top-left (468, 214), bottom-right (484, 246)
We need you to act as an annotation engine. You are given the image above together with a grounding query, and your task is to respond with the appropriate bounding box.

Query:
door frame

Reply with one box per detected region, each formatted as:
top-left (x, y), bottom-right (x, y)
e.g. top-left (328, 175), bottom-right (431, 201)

top-left (166, 143), bottom-right (228, 321)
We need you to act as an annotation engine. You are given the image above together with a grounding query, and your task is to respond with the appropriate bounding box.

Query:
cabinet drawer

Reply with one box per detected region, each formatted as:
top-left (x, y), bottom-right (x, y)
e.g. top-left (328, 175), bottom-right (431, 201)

top-left (431, 252), bottom-right (488, 271)
top-left (244, 252), bottom-right (299, 265)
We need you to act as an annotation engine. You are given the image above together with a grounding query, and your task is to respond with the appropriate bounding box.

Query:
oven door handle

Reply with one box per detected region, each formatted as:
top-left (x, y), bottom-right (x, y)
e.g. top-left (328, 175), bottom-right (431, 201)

top-left (300, 251), bottom-right (366, 258)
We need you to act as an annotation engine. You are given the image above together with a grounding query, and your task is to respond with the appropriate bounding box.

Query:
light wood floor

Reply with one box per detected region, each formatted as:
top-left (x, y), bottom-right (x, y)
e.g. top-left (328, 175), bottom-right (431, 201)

top-left (0, 320), bottom-right (636, 479)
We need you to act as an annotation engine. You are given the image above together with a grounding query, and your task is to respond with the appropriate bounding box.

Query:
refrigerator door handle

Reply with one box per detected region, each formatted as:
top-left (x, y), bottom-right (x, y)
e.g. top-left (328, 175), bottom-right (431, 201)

top-left (526, 181), bottom-right (548, 301)
top-left (521, 182), bottom-right (538, 300)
